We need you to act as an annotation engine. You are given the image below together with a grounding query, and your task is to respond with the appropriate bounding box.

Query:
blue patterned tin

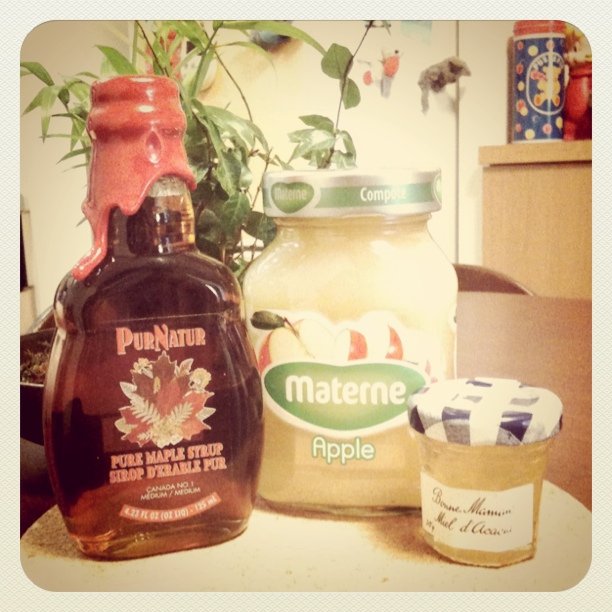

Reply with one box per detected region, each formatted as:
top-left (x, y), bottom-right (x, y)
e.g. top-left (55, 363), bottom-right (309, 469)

top-left (512, 20), bottom-right (566, 142)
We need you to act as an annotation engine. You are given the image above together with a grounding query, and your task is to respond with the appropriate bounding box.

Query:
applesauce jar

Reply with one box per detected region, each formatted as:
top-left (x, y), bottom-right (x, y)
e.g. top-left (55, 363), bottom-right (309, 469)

top-left (243, 168), bottom-right (457, 514)
top-left (408, 378), bottom-right (563, 567)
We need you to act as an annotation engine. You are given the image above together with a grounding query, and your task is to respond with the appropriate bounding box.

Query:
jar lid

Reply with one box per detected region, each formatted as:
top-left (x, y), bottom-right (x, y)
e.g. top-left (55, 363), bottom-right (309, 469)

top-left (513, 20), bottom-right (566, 37)
top-left (262, 168), bottom-right (441, 218)
top-left (408, 378), bottom-right (563, 446)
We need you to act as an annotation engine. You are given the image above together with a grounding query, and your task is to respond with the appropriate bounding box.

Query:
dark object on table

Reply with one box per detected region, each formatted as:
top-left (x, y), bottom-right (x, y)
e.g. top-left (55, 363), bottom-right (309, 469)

top-left (20, 328), bottom-right (54, 444)
top-left (454, 263), bottom-right (533, 295)
top-left (20, 327), bottom-right (55, 515)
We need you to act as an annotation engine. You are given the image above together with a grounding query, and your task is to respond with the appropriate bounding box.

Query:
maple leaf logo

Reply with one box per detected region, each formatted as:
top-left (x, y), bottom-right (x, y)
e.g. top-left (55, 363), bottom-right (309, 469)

top-left (114, 352), bottom-right (215, 448)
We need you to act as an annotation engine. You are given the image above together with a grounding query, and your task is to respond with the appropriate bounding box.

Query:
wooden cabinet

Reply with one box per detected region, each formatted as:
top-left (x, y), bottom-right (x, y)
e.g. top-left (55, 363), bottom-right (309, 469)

top-left (479, 140), bottom-right (592, 298)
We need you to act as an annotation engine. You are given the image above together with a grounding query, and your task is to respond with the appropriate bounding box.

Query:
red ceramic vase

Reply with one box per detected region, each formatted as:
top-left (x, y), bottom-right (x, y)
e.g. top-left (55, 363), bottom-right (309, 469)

top-left (563, 64), bottom-right (592, 140)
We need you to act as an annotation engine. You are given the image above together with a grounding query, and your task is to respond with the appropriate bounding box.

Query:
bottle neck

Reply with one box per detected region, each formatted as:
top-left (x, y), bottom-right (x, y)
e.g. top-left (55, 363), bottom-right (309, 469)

top-left (108, 176), bottom-right (196, 256)
top-left (273, 213), bottom-right (432, 238)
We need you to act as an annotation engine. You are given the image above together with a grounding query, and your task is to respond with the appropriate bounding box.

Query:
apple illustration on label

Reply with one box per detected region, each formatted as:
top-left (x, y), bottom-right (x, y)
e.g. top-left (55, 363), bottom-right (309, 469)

top-left (252, 311), bottom-right (407, 370)
top-left (334, 329), bottom-right (368, 361)
top-left (333, 325), bottom-right (403, 361)
top-left (386, 326), bottom-right (403, 359)
top-left (258, 327), bottom-right (308, 370)
top-left (257, 319), bottom-right (334, 370)
top-left (293, 319), bottom-right (335, 361)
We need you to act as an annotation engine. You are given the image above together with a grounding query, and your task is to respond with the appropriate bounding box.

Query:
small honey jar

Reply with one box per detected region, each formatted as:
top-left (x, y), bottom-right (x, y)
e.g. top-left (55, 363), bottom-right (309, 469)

top-left (408, 377), bottom-right (563, 567)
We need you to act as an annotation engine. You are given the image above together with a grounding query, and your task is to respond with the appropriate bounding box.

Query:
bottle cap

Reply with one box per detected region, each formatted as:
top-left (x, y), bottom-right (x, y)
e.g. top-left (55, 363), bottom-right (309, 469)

top-left (73, 76), bottom-right (195, 281)
top-left (408, 378), bottom-right (563, 446)
top-left (262, 168), bottom-right (441, 218)
top-left (513, 20), bottom-right (566, 37)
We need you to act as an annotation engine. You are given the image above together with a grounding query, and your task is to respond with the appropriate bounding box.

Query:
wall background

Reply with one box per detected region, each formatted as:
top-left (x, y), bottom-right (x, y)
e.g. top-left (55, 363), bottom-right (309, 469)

top-left (20, 20), bottom-right (513, 322)
top-left (20, 21), bottom-right (130, 321)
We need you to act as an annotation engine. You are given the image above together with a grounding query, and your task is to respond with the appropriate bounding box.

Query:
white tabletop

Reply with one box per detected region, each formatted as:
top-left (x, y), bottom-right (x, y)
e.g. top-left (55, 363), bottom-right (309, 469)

top-left (20, 481), bottom-right (590, 592)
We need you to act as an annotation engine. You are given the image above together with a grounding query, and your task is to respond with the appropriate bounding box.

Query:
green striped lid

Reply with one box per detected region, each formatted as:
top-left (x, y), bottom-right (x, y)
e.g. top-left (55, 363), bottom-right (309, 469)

top-left (262, 168), bottom-right (441, 218)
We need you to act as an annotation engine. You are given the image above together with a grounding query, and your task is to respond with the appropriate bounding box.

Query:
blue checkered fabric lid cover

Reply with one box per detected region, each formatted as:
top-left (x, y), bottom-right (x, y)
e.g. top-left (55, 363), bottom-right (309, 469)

top-left (408, 378), bottom-right (563, 446)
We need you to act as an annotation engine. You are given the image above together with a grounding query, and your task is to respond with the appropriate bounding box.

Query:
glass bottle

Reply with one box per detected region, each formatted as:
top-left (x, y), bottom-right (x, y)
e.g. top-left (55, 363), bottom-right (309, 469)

top-left (42, 76), bottom-right (263, 559)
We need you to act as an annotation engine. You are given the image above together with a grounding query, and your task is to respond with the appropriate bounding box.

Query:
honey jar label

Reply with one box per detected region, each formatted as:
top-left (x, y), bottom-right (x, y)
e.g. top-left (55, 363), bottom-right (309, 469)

top-left (420, 472), bottom-right (534, 552)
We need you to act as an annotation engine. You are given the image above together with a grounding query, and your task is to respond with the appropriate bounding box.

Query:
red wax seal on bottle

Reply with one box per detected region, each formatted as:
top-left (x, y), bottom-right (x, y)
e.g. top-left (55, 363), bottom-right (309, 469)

top-left (74, 76), bottom-right (196, 281)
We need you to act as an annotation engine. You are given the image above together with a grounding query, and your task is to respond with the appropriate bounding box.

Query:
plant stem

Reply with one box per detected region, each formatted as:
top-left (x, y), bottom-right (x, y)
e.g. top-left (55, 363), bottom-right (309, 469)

top-left (322, 20), bottom-right (374, 168)
top-left (249, 151), bottom-right (272, 261)
top-left (213, 44), bottom-right (253, 122)
top-left (130, 21), bottom-right (140, 67)
top-left (188, 21), bottom-right (220, 98)
top-left (136, 21), bottom-right (171, 77)
top-left (334, 20), bottom-right (373, 131)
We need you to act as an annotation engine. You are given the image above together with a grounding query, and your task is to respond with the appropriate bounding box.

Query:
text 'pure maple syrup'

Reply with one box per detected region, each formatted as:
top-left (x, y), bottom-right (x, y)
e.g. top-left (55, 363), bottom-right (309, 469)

top-left (42, 75), bottom-right (263, 559)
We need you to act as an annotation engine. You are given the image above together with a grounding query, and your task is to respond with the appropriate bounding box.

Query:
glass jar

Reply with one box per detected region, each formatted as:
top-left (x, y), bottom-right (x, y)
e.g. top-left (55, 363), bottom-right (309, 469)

top-left (409, 378), bottom-right (563, 567)
top-left (243, 169), bottom-right (457, 514)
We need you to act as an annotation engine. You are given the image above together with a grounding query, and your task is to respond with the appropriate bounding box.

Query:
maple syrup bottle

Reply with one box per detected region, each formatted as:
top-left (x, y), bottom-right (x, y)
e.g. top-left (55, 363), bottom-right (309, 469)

top-left (42, 76), bottom-right (263, 559)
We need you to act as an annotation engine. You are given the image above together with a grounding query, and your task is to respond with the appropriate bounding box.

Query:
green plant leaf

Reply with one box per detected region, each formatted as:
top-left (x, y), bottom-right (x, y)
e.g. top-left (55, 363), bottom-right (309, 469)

top-left (288, 128), bottom-right (318, 143)
top-left (288, 128), bottom-right (336, 161)
top-left (61, 162), bottom-right (89, 172)
top-left (245, 210), bottom-right (276, 244)
top-left (192, 106), bottom-right (240, 196)
top-left (70, 119), bottom-right (89, 152)
top-left (341, 77), bottom-right (361, 109)
top-left (195, 236), bottom-right (222, 260)
top-left (220, 21), bottom-right (325, 55)
top-left (65, 79), bottom-right (91, 102)
top-left (239, 161), bottom-right (253, 190)
top-left (22, 87), bottom-right (45, 115)
top-left (169, 20), bottom-right (211, 51)
top-left (337, 129), bottom-right (356, 157)
top-left (187, 51), bottom-right (214, 99)
top-left (190, 164), bottom-right (208, 184)
top-left (196, 123), bottom-right (245, 195)
top-left (329, 150), bottom-right (356, 169)
top-left (20, 61), bottom-right (54, 86)
top-left (76, 71), bottom-right (99, 80)
top-left (48, 110), bottom-right (89, 151)
top-left (40, 86), bottom-right (60, 140)
top-left (58, 86), bottom-right (70, 106)
top-left (40, 133), bottom-right (73, 139)
top-left (220, 192), bottom-right (251, 235)
top-left (195, 103), bottom-right (270, 156)
top-left (268, 154), bottom-right (294, 170)
top-left (201, 105), bottom-right (256, 150)
top-left (196, 208), bottom-right (222, 243)
top-left (96, 45), bottom-right (137, 75)
top-left (214, 149), bottom-right (242, 197)
top-left (321, 43), bottom-right (353, 79)
top-left (299, 114), bottom-right (335, 133)
top-left (58, 147), bottom-right (90, 163)
top-left (250, 310), bottom-right (286, 330)
top-left (231, 257), bottom-right (250, 279)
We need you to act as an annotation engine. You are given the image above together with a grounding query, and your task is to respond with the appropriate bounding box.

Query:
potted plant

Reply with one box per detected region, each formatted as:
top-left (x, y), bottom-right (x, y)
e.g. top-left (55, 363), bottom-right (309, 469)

top-left (20, 20), bottom-right (391, 276)
top-left (20, 19), bottom-right (388, 477)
